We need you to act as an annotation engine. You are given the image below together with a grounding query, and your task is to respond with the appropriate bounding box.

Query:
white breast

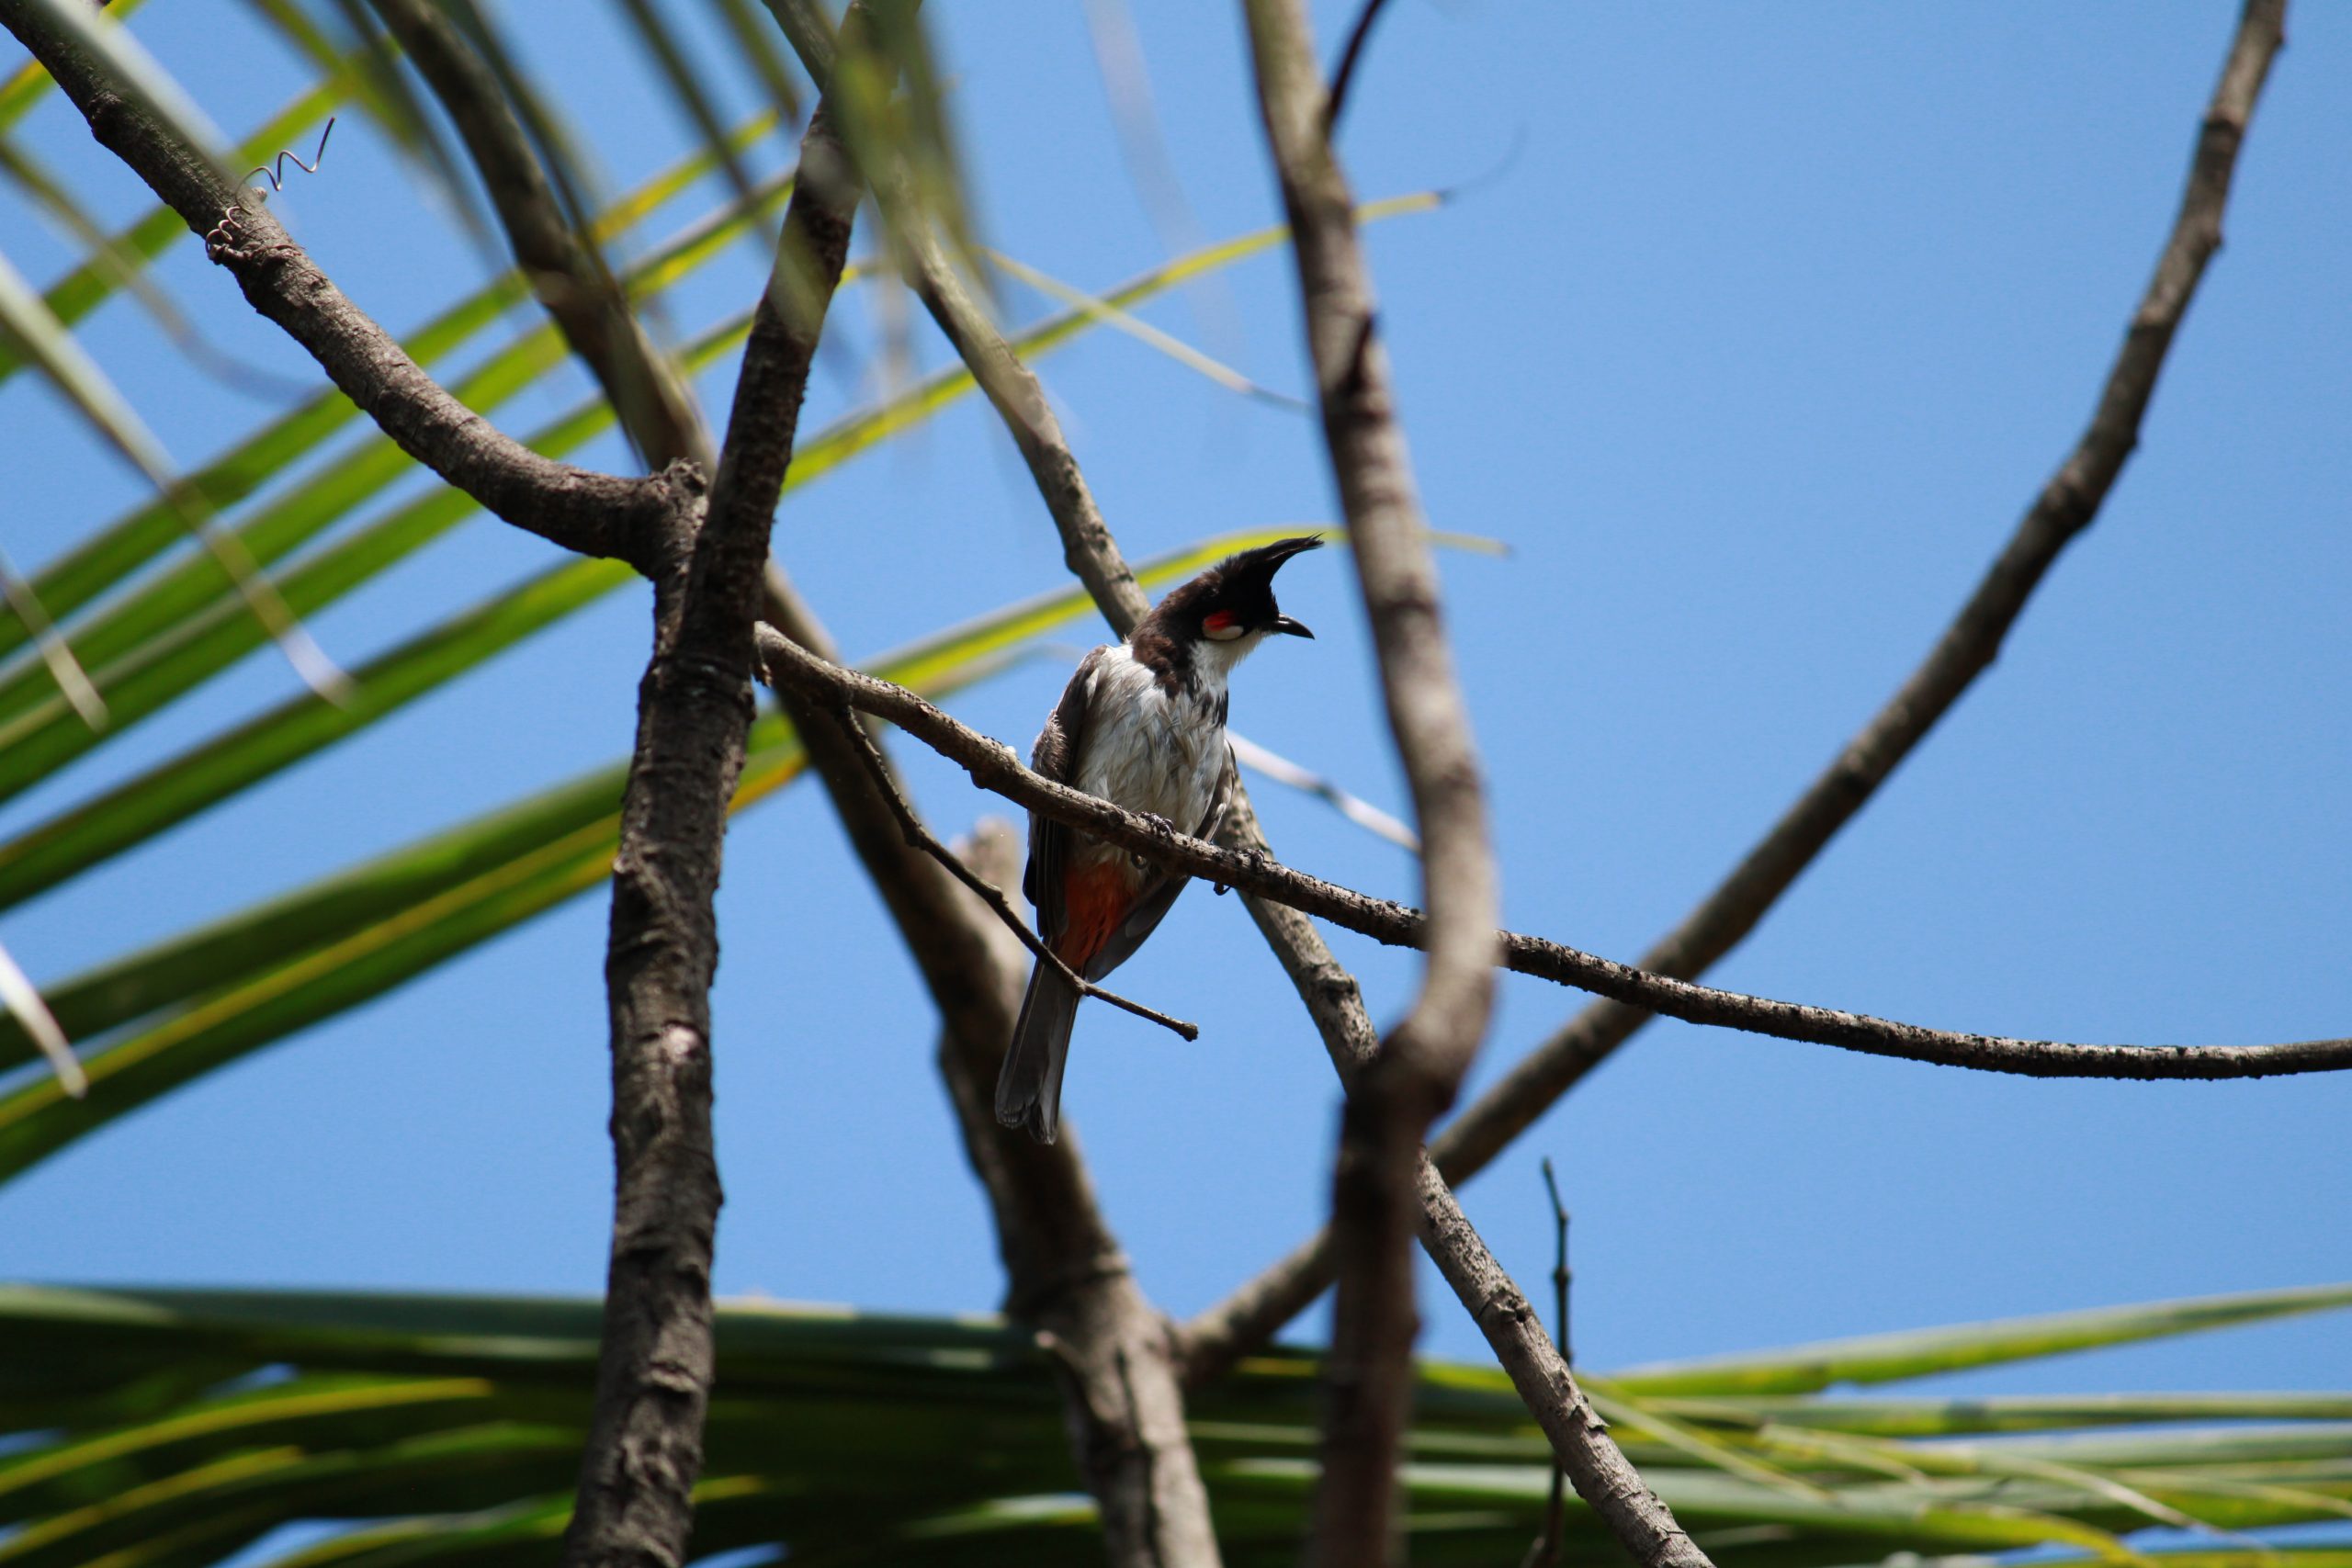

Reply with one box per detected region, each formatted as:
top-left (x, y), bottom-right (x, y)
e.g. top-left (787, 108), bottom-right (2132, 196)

top-left (1070, 645), bottom-right (1228, 833)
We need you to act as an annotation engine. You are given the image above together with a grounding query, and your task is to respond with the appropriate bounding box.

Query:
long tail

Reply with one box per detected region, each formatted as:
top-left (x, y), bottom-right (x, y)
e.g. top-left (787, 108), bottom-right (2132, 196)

top-left (997, 959), bottom-right (1081, 1143)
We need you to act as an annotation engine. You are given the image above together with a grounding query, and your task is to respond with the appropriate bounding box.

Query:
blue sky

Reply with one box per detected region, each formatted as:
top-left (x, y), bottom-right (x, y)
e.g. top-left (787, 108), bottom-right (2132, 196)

top-left (0, 1), bottom-right (2346, 1400)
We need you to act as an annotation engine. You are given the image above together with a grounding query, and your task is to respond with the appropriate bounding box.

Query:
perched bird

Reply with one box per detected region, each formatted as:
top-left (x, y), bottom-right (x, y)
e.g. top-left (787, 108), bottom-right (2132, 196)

top-left (996, 536), bottom-right (1324, 1142)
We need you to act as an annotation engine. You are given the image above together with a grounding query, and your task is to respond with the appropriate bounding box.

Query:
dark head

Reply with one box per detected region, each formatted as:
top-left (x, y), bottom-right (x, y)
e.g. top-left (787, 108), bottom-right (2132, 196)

top-left (1148, 535), bottom-right (1322, 652)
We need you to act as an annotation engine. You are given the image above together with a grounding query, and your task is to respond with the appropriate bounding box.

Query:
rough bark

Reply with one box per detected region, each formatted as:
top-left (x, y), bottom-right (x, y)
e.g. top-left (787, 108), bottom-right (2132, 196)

top-left (559, 96), bottom-right (859, 1568)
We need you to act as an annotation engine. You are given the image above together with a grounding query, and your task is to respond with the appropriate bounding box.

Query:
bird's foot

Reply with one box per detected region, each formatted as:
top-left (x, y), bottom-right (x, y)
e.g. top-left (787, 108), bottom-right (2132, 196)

top-left (1129, 812), bottom-right (1176, 873)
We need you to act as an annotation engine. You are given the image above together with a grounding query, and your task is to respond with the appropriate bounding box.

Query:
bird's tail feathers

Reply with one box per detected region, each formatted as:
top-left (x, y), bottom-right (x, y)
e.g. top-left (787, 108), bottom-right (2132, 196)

top-left (997, 961), bottom-right (1080, 1144)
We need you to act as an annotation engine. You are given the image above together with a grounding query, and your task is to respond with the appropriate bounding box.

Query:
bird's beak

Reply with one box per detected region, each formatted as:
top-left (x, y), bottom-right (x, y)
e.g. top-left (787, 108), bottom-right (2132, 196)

top-left (1270, 615), bottom-right (1314, 639)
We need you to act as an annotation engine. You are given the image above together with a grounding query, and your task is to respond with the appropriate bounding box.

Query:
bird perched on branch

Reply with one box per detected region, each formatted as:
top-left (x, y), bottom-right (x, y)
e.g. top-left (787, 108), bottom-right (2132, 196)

top-left (997, 536), bottom-right (1324, 1143)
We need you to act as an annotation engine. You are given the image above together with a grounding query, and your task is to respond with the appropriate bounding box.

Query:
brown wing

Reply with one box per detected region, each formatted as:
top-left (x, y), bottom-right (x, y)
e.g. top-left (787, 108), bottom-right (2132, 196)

top-left (1023, 647), bottom-right (1110, 945)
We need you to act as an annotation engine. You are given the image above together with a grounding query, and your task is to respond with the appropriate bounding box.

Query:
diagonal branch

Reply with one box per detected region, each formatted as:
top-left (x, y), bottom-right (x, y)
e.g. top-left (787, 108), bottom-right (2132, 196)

top-left (367, 0), bottom-right (713, 472)
top-left (0, 2), bottom-right (682, 569)
top-left (1434, 0), bottom-right (2290, 1180)
top-left (1238, 3), bottom-right (1500, 1559)
top-left (1184, 0), bottom-right (2294, 1374)
top-left (758, 636), bottom-right (2352, 1084)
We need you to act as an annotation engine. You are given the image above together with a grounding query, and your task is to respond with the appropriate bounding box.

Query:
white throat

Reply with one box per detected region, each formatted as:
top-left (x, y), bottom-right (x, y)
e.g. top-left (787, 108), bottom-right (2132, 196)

top-left (1193, 626), bottom-right (1265, 686)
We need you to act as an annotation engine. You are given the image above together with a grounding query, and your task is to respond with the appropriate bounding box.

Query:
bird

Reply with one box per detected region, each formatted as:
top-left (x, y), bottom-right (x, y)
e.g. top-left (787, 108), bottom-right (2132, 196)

top-left (996, 536), bottom-right (1324, 1143)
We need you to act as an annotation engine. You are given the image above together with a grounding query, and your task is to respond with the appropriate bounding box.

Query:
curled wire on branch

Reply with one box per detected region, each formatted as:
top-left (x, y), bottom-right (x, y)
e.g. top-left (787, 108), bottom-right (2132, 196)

top-left (241, 118), bottom-right (335, 198)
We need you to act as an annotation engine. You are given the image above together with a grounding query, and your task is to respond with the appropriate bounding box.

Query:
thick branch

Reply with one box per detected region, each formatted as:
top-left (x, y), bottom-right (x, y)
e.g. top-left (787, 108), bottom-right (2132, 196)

top-left (559, 96), bottom-right (858, 1568)
top-left (1239, 3), bottom-right (1498, 1558)
top-left (368, 0), bottom-right (713, 472)
top-left (0, 2), bottom-right (676, 568)
top-left (1183, 0), bottom-right (2294, 1377)
top-left (761, 636), bottom-right (2352, 1083)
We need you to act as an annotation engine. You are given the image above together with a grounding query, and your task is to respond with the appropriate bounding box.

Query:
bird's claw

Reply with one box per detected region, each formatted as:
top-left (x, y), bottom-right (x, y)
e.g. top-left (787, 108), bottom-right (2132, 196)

top-left (1129, 813), bottom-right (1176, 873)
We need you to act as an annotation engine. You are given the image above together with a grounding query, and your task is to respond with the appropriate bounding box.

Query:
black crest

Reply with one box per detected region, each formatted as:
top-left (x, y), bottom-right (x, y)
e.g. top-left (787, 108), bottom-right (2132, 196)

top-left (1129, 535), bottom-right (1321, 689)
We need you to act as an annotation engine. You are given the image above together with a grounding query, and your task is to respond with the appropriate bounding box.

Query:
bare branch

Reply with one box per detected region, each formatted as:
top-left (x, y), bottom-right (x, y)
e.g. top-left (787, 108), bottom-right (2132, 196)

top-left (0, 2), bottom-right (682, 569)
top-left (1182, 0), bottom-right (2295, 1378)
top-left (1240, 2), bottom-right (1499, 1553)
top-left (559, 91), bottom-right (860, 1568)
top-left (762, 637), bottom-right (2352, 1083)
top-left (1434, 0), bottom-right (2290, 1181)
top-left (1520, 1159), bottom-right (1572, 1568)
top-left (368, 0), bottom-right (713, 471)
top-left (895, 218), bottom-right (1154, 630)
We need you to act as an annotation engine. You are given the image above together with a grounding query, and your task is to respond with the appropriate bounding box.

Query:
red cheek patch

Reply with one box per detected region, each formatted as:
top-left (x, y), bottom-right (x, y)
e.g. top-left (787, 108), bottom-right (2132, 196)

top-left (1204, 610), bottom-right (1239, 634)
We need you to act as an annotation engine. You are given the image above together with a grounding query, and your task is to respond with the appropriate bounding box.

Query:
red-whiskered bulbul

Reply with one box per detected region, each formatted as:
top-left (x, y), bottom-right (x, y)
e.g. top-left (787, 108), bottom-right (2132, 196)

top-left (995, 536), bottom-right (1323, 1143)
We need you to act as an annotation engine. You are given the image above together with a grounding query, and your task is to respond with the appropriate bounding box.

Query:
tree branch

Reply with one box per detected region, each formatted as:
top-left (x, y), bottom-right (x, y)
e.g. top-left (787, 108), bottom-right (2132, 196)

top-left (1438, 0), bottom-right (2290, 1184)
top-left (1322, 0), bottom-right (1394, 134)
top-left (760, 636), bottom-right (2352, 1084)
top-left (1179, 0), bottom-right (2294, 1373)
top-left (0, 1), bottom-right (681, 570)
top-left (1238, 3), bottom-right (1501, 1558)
top-left (559, 92), bottom-right (859, 1568)
top-left (367, 0), bottom-right (713, 472)
top-left (1419, 1159), bottom-right (1712, 1568)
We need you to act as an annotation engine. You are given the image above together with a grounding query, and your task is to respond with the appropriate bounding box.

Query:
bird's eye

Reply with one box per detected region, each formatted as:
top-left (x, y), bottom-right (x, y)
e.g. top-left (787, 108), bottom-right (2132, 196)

top-left (1203, 610), bottom-right (1246, 641)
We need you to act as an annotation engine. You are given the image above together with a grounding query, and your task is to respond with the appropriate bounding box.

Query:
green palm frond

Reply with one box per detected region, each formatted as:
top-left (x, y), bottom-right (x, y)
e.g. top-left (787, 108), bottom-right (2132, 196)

top-left (0, 1284), bottom-right (2340, 1568)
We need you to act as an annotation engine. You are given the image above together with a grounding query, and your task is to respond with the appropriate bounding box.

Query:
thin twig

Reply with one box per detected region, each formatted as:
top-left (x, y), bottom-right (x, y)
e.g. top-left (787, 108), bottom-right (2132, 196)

top-left (1519, 1157), bottom-right (1572, 1568)
top-left (761, 636), bottom-right (2352, 1083)
top-left (1323, 0), bottom-right (1394, 134)
top-left (815, 670), bottom-right (1200, 1043)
